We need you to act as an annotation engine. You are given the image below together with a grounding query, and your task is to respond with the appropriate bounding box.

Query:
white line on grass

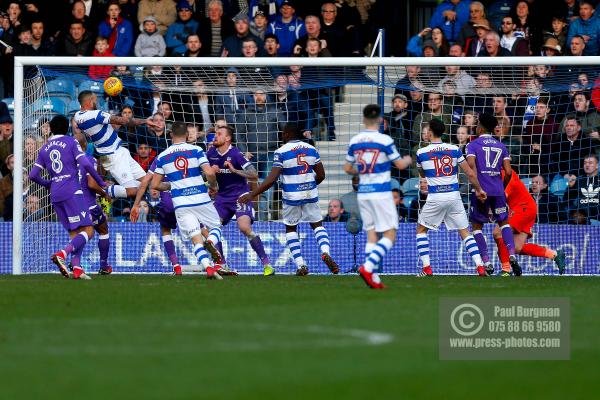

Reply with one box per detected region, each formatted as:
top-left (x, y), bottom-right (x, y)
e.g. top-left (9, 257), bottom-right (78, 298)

top-left (2, 318), bottom-right (394, 356)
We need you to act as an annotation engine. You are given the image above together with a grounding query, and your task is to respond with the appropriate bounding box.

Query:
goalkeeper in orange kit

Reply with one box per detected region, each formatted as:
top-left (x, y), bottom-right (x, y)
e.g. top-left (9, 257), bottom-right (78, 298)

top-left (493, 171), bottom-right (566, 276)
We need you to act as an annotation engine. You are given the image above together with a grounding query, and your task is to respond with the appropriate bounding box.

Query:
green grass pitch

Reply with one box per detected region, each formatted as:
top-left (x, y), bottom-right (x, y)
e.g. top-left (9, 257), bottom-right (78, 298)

top-left (0, 275), bottom-right (599, 399)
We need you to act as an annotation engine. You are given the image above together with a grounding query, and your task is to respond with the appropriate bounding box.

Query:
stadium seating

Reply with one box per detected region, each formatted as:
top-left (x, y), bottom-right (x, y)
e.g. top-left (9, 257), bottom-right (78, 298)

top-left (46, 79), bottom-right (77, 103)
top-left (550, 175), bottom-right (569, 198)
top-left (402, 177), bottom-right (420, 197)
top-left (78, 80), bottom-right (104, 94)
top-left (31, 98), bottom-right (67, 116)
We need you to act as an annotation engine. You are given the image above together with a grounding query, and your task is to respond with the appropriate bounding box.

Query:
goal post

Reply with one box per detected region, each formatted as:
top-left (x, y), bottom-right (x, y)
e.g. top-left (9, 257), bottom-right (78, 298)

top-left (10, 56), bottom-right (600, 275)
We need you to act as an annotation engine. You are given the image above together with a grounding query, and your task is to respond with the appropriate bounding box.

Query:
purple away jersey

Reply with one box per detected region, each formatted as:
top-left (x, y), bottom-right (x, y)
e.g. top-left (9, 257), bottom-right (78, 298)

top-left (81, 155), bottom-right (98, 208)
top-left (80, 154), bottom-right (107, 226)
top-left (34, 135), bottom-right (86, 202)
top-left (33, 135), bottom-right (92, 230)
top-left (206, 145), bottom-right (251, 201)
top-left (149, 158), bottom-right (174, 213)
top-left (207, 145), bottom-right (254, 225)
top-left (466, 134), bottom-right (510, 196)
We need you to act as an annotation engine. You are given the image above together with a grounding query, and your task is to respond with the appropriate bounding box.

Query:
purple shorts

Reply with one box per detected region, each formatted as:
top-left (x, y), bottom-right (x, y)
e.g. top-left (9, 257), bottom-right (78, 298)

top-left (54, 194), bottom-right (93, 232)
top-left (215, 197), bottom-right (254, 226)
top-left (90, 205), bottom-right (107, 227)
top-left (157, 205), bottom-right (177, 230)
top-left (469, 193), bottom-right (509, 224)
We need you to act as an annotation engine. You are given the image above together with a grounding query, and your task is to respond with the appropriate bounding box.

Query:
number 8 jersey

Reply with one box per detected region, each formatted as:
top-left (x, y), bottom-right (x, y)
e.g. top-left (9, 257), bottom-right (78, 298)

top-left (273, 140), bottom-right (321, 205)
top-left (346, 129), bottom-right (401, 199)
top-left (416, 141), bottom-right (464, 201)
top-left (33, 135), bottom-right (86, 203)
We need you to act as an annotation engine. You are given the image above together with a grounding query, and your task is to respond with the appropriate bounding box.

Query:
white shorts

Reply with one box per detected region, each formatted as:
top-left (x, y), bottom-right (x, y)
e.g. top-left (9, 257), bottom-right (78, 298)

top-left (358, 195), bottom-right (399, 232)
top-left (175, 202), bottom-right (221, 240)
top-left (418, 198), bottom-right (468, 231)
top-left (99, 147), bottom-right (145, 188)
top-left (282, 202), bottom-right (322, 226)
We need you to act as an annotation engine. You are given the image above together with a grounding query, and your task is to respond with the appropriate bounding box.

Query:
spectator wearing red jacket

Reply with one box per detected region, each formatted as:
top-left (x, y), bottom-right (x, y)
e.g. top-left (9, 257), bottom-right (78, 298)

top-left (89, 37), bottom-right (115, 80)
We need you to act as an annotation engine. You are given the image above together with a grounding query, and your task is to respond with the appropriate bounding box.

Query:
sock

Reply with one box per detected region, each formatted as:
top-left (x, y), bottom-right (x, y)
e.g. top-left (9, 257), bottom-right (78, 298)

top-left (193, 242), bottom-right (211, 269)
top-left (501, 224), bottom-right (517, 256)
top-left (472, 230), bottom-right (489, 263)
top-left (285, 232), bottom-right (305, 268)
top-left (494, 236), bottom-right (511, 272)
top-left (249, 235), bottom-right (270, 265)
top-left (464, 235), bottom-right (483, 266)
top-left (521, 243), bottom-right (556, 259)
top-left (98, 234), bottom-right (109, 268)
top-left (313, 226), bottom-right (331, 255)
top-left (416, 233), bottom-right (430, 268)
top-left (71, 242), bottom-right (85, 268)
top-left (107, 184), bottom-right (128, 198)
top-left (364, 237), bottom-right (393, 272)
top-left (216, 241), bottom-right (227, 264)
top-left (208, 227), bottom-right (222, 245)
top-left (64, 232), bottom-right (89, 255)
top-left (162, 234), bottom-right (179, 266)
top-left (365, 242), bottom-right (376, 258)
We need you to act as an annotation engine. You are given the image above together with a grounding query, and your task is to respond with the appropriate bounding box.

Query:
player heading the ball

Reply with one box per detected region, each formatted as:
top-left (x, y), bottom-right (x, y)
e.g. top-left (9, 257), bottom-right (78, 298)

top-left (344, 104), bottom-right (412, 289)
top-left (73, 90), bottom-right (160, 200)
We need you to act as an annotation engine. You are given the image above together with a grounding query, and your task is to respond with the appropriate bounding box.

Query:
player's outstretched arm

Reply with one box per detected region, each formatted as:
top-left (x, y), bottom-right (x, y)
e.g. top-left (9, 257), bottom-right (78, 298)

top-left (150, 172), bottom-right (169, 193)
top-left (393, 154), bottom-right (413, 170)
top-left (130, 172), bottom-right (153, 222)
top-left (225, 161), bottom-right (259, 181)
top-left (109, 115), bottom-right (158, 130)
top-left (201, 163), bottom-right (218, 192)
top-left (459, 160), bottom-right (487, 201)
top-left (238, 167), bottom-right (282, 204)
top-left (78, 155), bottom-right (107, 189)
top-left (28, 165), bottom-right (51, 188)
top-left (87, 174), bottom-right (110, 201)
top-left (314, 162), bottom-right (325, 185)
top-left (343, 161), bottom-right (359, 176)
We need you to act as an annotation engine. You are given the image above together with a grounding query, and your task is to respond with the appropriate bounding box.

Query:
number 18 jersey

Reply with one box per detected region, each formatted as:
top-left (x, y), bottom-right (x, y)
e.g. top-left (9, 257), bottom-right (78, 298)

top-left (416, 141), bottom-right (464, 201)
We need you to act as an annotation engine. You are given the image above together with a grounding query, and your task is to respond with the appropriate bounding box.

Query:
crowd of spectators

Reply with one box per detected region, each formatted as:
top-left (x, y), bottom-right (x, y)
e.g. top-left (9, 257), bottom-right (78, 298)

top-left (0, 0), bottom-right (599, 225)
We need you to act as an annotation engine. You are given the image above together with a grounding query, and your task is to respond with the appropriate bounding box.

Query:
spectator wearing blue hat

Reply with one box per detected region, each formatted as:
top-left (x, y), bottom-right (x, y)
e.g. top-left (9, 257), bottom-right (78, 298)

top-left (266, 0), bottom-right (306, 56)
top-left (222, 13), bottom-right (264, 57)
top-left (166, 1), bottom-right (200, 56)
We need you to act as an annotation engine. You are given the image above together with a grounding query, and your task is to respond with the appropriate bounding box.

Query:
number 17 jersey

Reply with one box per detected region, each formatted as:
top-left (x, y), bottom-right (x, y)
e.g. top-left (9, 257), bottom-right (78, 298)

top-left (416, 141), bottom-right (464, 201)
top-left (466, 134), bottom-right (510, 196)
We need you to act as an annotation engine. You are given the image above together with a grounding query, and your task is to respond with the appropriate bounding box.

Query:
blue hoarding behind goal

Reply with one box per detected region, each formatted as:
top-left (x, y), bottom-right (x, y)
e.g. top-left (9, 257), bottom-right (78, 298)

top-left (1, 222), bottom-right (599, 275)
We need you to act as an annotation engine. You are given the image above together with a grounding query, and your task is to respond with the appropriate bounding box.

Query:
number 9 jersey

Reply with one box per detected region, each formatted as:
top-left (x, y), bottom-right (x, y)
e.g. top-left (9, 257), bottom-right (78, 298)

top-left (416, 141), bottom-right (464, 201)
